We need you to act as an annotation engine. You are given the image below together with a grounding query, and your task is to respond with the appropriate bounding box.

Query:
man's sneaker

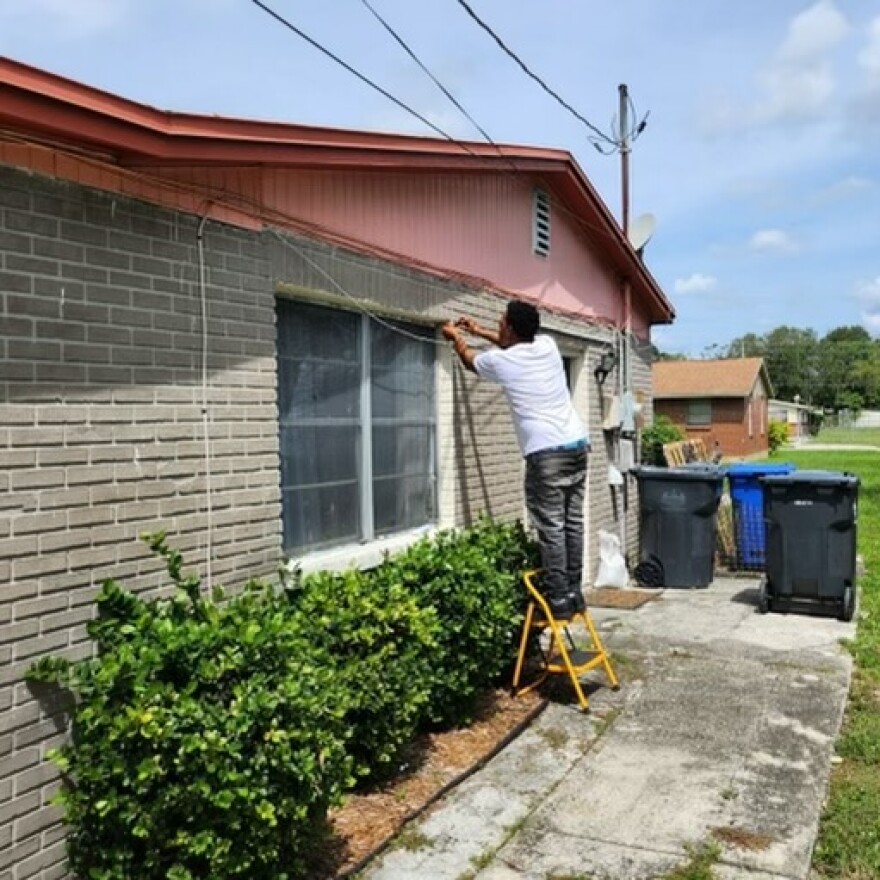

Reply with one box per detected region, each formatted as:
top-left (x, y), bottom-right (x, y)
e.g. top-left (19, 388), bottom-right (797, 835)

top-left (535, 592), bottom-right (575, 621)
top-left (570, 590), bottom-right (586, 614)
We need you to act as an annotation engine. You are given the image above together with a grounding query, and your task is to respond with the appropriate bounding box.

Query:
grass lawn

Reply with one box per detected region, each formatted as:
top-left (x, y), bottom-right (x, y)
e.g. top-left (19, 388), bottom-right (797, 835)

top-left (812, 426), bottom-right (880, 447)
top-left (769, 448), bottom-right (880, 878)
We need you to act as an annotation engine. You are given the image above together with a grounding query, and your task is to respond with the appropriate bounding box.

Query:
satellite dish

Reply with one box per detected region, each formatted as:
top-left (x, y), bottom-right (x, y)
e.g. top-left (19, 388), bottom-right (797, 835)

top-left (628, 213), bottom-right (656, 254)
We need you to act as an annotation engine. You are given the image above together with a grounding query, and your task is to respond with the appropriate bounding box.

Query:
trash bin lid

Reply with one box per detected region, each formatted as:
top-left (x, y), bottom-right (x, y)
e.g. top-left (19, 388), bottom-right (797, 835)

top-left (760, 470), bottom-right (859, 487)
top-left (727, 462), bottom-right (795, 477)
top-left (632, 464), bottom-right (725, 482)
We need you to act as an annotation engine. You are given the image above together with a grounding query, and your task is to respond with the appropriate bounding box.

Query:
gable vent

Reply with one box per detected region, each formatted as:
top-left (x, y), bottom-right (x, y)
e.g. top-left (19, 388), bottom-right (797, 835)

top-left (532, 188), bottom-right (551, 257)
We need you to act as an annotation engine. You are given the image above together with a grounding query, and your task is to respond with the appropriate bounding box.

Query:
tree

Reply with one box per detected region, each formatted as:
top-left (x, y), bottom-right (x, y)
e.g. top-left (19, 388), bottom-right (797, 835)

top-left (761, 327), bottom-right (819, 403)
top-left (721, 333), bottom-right (766, 359)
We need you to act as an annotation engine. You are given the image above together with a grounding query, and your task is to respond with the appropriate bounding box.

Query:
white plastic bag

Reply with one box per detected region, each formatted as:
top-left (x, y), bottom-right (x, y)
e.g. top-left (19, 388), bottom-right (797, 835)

top-left (595, 529), bottom-right (629, 588)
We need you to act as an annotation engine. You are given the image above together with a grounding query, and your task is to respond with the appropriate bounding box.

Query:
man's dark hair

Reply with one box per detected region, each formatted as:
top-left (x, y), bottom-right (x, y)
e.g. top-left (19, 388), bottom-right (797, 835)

top-left (505, 300), bottom-right (540, 342)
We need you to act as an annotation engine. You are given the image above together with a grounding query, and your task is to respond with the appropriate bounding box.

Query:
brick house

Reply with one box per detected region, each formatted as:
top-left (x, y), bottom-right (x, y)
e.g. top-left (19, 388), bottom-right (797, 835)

top-left (0, 58), bottom-right (674, 876)
top-left (652, 358), bottom-right (772, 459)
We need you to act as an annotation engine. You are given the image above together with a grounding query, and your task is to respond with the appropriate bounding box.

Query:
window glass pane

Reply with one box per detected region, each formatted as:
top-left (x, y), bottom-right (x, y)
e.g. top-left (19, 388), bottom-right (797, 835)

top-left (277, 299), bottom-right (359, 360)
top-left (281, 425), bottom-right (359, 488)
top-left (373, 474), bottom-right (432, 535)
top-left (278, 359), bottom-right (360, 420)
top-left (370, 318), bottom-right (435, 536)
top-left (371, 321), bottom-right (434, 420)
top-left (277, 302), bottom-right (436, 553)
top-left (282, 483), bottom-right (360, 553)
top-left (372, 426), bottom-right (431, 478)
top-left (687, 399), bottom-right (712, 426)
top-left (278, 300), bottom-right (362, 554)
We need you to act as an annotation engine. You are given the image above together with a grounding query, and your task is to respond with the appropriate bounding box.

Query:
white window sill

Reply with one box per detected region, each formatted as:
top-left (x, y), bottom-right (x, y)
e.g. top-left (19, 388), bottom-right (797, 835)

top-left (286, 525), bottom-right (437, 576)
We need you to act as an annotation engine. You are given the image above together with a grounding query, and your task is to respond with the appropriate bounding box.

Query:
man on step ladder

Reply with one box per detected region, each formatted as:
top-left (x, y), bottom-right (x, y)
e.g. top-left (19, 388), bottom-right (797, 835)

top-left (443, 300), bottom-right (588, 619)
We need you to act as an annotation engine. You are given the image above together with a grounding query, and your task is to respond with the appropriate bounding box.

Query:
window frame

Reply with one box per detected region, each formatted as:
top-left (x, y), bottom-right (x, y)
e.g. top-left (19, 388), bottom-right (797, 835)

top-left (277, 299), bottom-right (438, 557)
top-left (686, 398), bottom-right (712, 427)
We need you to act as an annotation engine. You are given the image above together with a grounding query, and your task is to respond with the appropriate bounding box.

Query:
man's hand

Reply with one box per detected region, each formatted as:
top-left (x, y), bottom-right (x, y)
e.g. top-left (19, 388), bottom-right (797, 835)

top-left (443, 320), bottom-right (476, 372)
top-left (455, 316), bottom-right (481, 335)
top-left (456, 315), bottom-right (501, 346)
top-left (441, 321), bottom-right (460, 342)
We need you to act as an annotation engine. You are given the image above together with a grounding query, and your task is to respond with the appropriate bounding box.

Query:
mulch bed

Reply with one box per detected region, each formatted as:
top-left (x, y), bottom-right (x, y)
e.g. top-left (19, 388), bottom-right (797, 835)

top-left (586, 587), bottom-right (660, 610)
top-left (314, 687), bottom-right (546, 878)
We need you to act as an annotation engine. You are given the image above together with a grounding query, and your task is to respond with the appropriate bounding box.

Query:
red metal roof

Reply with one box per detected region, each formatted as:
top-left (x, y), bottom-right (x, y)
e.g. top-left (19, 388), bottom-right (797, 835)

top-left (0, 56), bottom-right (674, 323)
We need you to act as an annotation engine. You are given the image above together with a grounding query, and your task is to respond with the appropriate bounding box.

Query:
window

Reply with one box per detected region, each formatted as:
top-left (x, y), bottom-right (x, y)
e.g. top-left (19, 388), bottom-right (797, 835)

top-left (532, 188), bottom-right (551, 257)
top-left (686, 399), bottom-right (712, 426)
top-left (277, 300), bottom-right (436, 555)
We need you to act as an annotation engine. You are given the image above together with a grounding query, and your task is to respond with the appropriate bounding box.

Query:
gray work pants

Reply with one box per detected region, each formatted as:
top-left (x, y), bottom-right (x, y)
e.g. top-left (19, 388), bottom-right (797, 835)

top-left (524, 448), bottom-right (587, 598)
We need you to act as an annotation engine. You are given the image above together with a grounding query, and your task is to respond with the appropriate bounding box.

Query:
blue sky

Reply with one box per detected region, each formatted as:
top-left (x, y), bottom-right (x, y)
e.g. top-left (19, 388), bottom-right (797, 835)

top-left (1, 0), bottom-right (878, 355)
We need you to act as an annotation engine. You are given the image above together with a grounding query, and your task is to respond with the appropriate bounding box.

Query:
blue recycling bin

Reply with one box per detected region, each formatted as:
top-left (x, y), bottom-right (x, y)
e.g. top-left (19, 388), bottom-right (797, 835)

top-left (727, 463), bottom-right (796, 570)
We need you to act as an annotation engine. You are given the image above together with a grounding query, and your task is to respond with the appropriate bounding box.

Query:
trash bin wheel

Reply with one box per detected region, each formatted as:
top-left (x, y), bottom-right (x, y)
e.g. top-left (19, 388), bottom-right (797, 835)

top-left (840, 585), bottom-right (856, 622)
top-left (758, 580), bottom-right (771, 614)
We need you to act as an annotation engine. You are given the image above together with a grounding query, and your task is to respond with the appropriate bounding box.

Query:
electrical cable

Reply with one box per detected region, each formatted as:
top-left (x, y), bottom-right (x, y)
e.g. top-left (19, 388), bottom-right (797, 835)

top-left (269, 228), bottom-right (451, 346)
top-left (453, 0), bottom-right (617, 148)
top-left (245, 0), bottom-right (657, 268)
top-left (357, 0), bottom-right (495, 144)
top-left (249, 0), bottom-right (463, 145)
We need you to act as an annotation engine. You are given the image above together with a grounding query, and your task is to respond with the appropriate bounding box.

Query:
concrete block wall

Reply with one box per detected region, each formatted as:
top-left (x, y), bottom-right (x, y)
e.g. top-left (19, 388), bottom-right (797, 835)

top-left (1, 163), bottom-right (654, 878)
top-left (0, 165), bottom-right (281, 879)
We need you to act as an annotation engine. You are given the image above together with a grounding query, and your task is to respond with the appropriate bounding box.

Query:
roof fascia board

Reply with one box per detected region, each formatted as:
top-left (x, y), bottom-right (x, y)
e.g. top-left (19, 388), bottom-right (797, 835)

top-left (0, 57), bottom-right (674, 322)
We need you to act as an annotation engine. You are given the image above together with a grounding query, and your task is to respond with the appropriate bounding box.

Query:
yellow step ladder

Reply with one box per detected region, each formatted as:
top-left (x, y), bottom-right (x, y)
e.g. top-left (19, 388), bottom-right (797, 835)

top-left (512, 569), bottom-right (619, 712)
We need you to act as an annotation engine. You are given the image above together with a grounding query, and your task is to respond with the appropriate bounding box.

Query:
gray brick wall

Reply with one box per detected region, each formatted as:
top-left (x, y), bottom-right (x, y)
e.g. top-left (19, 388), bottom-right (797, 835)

top-left (1, 166), bottom-right (280, 879)
top-left (1, 164), bottom-right (654, 878)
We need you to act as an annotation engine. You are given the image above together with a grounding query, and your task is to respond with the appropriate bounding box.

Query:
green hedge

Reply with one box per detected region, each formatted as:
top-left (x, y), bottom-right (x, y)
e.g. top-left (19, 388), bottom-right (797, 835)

top-left (28, 519), bottom-right (538, 880)
top-left (284, 567), bottom-right (439, 784)
top-left (29, 533), bottom-right (353, 880)
top-left (383, 518), bottom-right (540, 727)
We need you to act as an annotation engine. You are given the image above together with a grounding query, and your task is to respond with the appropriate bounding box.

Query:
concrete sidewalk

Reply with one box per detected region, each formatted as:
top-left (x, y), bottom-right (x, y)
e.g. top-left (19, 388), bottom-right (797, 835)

top-left (360, 577), bottom-right (855, 880)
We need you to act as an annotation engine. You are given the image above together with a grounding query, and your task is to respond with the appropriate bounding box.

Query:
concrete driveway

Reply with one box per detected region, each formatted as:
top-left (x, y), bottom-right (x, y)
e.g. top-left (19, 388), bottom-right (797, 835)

top-left (360, 576), bottom-right (855, 880)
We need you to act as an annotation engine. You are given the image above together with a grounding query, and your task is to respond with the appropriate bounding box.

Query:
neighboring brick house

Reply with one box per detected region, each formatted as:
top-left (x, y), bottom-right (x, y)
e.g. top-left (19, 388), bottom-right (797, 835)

top-left (0, 58), bottom-right (674, 877)
top-left (652, 358), bottom-right (772, 459)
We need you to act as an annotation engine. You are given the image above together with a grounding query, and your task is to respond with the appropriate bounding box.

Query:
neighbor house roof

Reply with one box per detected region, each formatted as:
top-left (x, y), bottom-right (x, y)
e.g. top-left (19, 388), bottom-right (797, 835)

top-left (653, 358), bottom-right (773, 399)
top-left (0, 57), bottom-right (674, 325)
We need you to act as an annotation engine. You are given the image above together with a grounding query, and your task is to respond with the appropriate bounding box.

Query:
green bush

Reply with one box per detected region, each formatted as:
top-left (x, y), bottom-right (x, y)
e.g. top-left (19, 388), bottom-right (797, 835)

top-left (28, 519), bottom-right (540, 877)
top-left (640, 415), bottom-right (685, 465)
top-left (385, 518), bottom-right (540, 728)
top-left (284, 566), bottom-right (440, 784)
top-left (768, 420), bottom-right (789, 454)
top-left (28, 533), bottom-right (353, 880)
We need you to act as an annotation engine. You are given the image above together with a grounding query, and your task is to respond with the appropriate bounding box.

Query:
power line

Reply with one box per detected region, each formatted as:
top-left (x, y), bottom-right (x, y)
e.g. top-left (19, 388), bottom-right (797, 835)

top-left (453, 0), bottom-right (617, 148)
top-left (357, 0), bottom-right (495, 144)
top-left (248, 0), bottom-right (459, 145)
top-left (247, 0), bottom-right (629, 248)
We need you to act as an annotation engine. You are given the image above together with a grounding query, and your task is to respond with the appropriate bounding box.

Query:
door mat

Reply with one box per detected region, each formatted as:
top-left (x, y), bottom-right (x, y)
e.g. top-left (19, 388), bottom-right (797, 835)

top-left (586, 588), bottom-right (660, 610)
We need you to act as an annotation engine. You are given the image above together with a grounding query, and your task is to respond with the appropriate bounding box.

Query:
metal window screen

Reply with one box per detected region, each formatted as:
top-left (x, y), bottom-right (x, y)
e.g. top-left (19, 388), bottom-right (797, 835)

top-left (277, 299), bottom-right (436, 554)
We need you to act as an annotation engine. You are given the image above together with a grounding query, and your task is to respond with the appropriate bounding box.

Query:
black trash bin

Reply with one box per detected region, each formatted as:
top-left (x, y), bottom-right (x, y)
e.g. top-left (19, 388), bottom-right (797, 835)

top-left (759, 470), bottom-right (859, 620)
top-left (633, 465), bottom-right (725, 588)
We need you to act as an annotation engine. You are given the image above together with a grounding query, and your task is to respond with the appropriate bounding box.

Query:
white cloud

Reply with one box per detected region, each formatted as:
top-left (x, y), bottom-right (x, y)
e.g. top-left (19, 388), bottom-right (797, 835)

top-left (749, 229), bottom-right (800, 254)
top-left (857, 276), bottom-right (880, 303)
top-left (754, 0), bottom-right (849, 124)
top-left (856, 277), bottom-right (880, 334)
top-left (700, 1), bottom-right (850, 134)
top-left (0, 0), bottom-right (126, 38)
top-left (858, 17), bottom-right (880, 90)
top-left (777, 0), bottom-right (849, 63)
top-left (674, 273), bottom-right (718, 295)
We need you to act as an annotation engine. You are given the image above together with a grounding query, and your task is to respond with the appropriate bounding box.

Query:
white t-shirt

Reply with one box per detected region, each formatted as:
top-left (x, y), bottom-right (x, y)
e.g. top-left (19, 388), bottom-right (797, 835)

top-left (473, 334), bottom-right (587, 457)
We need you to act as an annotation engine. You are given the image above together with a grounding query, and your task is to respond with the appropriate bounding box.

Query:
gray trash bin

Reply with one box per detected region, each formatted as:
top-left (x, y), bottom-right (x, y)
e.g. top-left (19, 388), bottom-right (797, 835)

top-left (633, 465), bottom-right (725, 588)
top-left (759, 470), bottom-right (859, 620)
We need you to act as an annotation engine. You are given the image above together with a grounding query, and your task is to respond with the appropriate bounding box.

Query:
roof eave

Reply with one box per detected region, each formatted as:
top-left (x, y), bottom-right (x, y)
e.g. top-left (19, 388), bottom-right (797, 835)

top-left (0, 57), bottom-right (675, 324)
